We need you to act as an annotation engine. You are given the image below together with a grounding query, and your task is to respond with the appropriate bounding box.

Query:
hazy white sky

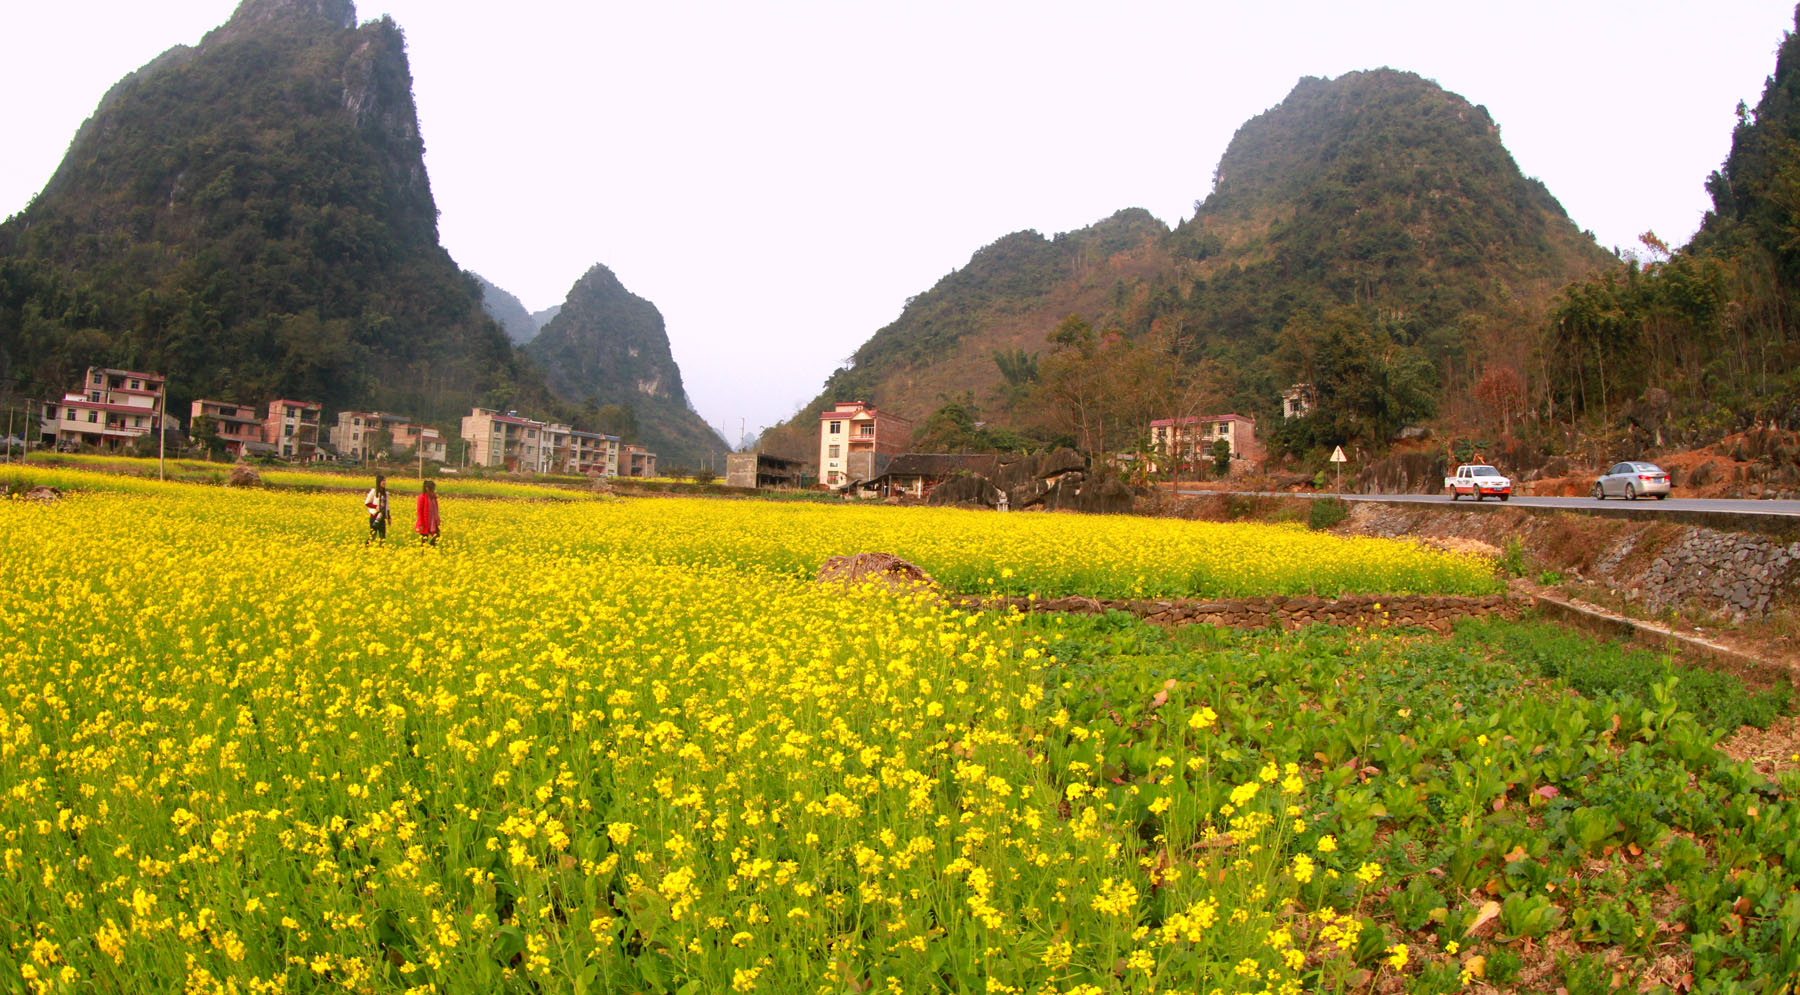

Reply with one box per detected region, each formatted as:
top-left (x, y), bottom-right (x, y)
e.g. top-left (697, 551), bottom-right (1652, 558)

top-left (3, 1), bottom-right (1794, 441)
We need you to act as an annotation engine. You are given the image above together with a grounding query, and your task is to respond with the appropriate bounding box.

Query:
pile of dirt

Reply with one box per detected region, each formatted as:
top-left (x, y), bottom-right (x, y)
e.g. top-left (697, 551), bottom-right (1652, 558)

top-left (8, 484), bottom-right (63, 502)
top-left (227, 466), bottom-right (262, 488)
top-left (816, 553), bottom-right (936, 593)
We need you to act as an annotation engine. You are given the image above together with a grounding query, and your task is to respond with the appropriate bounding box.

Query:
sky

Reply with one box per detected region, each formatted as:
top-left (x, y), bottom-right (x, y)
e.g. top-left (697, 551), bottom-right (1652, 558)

top-left (3, 1), bottom-right (1796, 445)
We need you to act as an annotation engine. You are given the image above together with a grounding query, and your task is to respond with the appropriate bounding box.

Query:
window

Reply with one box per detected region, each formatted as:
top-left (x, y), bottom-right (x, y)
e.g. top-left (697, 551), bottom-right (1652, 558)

top-left (353, 417), bottom-right (362, 427)
top-left (87, 411), bottom-right (98, 423)
top-left (285, 425), bottom-right (294, 438)
top-left (828, 421), bottom-right (842, 434)
top-left (130, 380), bottom-right (141, 391)
top-left (858, 424), bottom-right (874, 436)
top-left (1218, 422), bottom-right (1230, 435)
top-left (828, 445), bottom-right (840, 458)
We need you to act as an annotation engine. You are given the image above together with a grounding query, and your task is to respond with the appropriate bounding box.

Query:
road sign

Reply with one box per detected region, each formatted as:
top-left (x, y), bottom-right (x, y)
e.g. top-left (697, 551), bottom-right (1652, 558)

top-left (1329, 445), bottom-right (1347, 463)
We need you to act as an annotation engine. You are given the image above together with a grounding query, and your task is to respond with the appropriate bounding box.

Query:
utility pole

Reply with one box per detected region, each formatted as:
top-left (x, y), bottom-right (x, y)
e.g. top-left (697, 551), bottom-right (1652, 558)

top-left (157, 377), bottom-right (168, 482)
top-left (5, 403), bottom-right (14, 463)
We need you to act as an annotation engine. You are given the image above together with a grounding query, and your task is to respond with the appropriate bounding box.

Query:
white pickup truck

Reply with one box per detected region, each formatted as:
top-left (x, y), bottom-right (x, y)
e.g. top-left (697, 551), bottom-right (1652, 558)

top-left (1445, 464), bottom-right (1512, 501)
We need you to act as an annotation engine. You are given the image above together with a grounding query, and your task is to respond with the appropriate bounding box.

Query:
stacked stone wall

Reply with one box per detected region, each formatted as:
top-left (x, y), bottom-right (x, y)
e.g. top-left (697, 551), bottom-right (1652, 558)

top-left (966, 593), bottom-right (1523, 632)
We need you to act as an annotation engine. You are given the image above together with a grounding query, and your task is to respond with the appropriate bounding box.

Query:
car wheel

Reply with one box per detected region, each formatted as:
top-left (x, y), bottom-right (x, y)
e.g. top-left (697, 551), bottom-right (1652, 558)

top-left (1656, 493), bottom-right (1668, 501)
top-left (1474, 490), bottom-right (1483, 502)
top-left (1626, 483), bottom-right (1636, 501)
top-left (1448, 489), bottom-right (1457, 501)
top-left (1501, 494), bottom-right (1510, 502)
top-left (1593, 483), bottom-right (1605, 500)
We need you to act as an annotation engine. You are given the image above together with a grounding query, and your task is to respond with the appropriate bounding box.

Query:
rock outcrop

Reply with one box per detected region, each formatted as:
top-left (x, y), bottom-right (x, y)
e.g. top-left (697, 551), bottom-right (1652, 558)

top-left (924, 448), bottom-right (1135, 515)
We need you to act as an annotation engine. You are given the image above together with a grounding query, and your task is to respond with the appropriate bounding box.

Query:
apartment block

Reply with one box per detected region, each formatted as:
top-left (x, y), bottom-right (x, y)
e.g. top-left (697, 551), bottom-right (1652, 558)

top-left (190, 399), bottom-right (270, 458)
top-left (331, 410), bottom-right (442, 461)
top-left (41, 368), bottom-right (176, 451)
top-left (1148, 413), bottom-right (1260, 472)
top-left (568, 429), bottom-right (620, 476)
top-left (459, 407), bottom-right (622, 474)
top-left (392, 421), bottom-right (447, 463)
top-left (263, 400), bottom-right (323, 460)
top-left (818, 400), bottom-right (912, 488)
top-left (622, 444), bottom-right (657, 478)
top-left (459, 407), bottom-right (547, 471)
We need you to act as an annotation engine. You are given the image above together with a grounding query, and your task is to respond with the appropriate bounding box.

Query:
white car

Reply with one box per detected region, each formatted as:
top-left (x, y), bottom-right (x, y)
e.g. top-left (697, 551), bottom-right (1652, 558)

top-left (1593, 462), bottom-right (1671, 500)
top-left (1445, 464), bottom-right (1512, 501)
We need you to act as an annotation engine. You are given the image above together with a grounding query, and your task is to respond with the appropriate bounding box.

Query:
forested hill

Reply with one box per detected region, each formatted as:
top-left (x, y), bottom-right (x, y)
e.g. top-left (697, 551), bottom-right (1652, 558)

top-left (0, 0), bottom-right (556, 424)
top-left (526, 265), bottom-right (728, 468)
top-left (1531, 8), bottom-right (1800, 440)
top-left (758, 209), bottom-right (1175, 456)
top-left (760, 69), bottom-right (1610, 459)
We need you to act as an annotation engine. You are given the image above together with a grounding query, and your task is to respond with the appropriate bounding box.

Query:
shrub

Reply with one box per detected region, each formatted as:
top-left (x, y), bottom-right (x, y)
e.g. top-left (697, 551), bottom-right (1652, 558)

top-left (1499, 536), bottom-right (1527, 577)
top-left (1308, 496), bottom-right (1350, 531)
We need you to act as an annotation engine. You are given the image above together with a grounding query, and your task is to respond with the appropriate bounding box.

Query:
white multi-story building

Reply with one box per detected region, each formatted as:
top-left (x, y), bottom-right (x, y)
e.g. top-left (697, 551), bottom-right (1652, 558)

top-left (459, 407), bottom-right (620, 474)
top-left (41, 367), bottom-right (177, 451)
top-left (818, 400), bottom-right (911, 488)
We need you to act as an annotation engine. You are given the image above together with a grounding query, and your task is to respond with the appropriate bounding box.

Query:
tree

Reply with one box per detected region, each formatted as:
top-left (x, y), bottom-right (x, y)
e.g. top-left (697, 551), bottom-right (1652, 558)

top-left (1036, 315), bottom-right (1178, 457)
top-left (1472, 366), bottom-right (1525, 436)
top-left (1274, 306), bottom-right (1439, 445)
top-left (1209, 436), bottom-right (1233, 477)
top-left (190, 414), bottom-right (226, 460)
top-left (912, 397), bottom-right (985, 453)
top-left (365, 424), bottom-right (394, 460)
top-left (991, 347), bottom-right (1040, 410)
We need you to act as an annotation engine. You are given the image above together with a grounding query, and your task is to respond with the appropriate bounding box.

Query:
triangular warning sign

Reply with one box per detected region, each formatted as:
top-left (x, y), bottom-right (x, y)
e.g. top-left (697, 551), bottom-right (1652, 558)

top-left (1329, 445), bottom-right (1347, 463)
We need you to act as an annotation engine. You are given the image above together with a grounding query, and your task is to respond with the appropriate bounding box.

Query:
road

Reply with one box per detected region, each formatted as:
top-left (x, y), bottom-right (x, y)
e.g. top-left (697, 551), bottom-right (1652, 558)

top-left (1174, 489), bottom-right (1800, 519)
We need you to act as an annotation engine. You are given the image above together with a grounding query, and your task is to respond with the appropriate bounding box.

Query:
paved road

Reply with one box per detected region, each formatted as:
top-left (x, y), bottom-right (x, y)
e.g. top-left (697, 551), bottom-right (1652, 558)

top-left (1175, 489), bottom-right (1800, 518)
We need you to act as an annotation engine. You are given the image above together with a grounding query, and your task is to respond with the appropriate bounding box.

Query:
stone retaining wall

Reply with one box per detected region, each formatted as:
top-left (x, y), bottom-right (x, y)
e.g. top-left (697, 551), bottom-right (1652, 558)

top-left (1628, 528), bottom-right (1799, 618)
top-left (964, 592), bottom-right (1524, 632)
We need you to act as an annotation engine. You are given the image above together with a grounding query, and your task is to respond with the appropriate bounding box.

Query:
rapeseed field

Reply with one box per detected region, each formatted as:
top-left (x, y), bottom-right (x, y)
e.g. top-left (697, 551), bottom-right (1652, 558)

top-left (2, 480), bottom-right (1793, 993)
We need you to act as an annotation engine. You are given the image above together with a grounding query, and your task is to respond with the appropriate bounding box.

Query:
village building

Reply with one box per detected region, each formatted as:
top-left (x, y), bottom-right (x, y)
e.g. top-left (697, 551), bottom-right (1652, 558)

top-left (861, 453), bottom-right (999, 499)
top-left (623, 444), bottom-right (657, 478)
top-left (725, 451), bottom-right (806, 489)
top-left (331, 410), bottom-right (441, 461)
top-left (1282, 383), bottom-right (1315, 419)
top-left (40, 367), bottom-right (178, 451)
top-left (392, 421), bottom-right (448, 463)
top-left (1147, 414), bottom-right (1260, 473)
top-left (459, 407), bottom-right (545, 470)
top-left (264, 400), bottom-right (323, 460)
top-left (818, 400), bottom-right (913, 488)
top-left (569, 429), bottom-right (621, 476)
top-left (190, 399), bottom-right (273, 458)
top-left (459, 407), bottom-right (621, 474)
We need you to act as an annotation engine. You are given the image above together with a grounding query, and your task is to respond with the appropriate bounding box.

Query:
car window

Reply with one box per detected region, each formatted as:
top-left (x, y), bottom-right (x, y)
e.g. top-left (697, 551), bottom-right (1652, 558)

top-left (1612, 464), bottom-right (1629, 475)
top-left (1635, 463), bottom-right (1661, 473)
top-left (1473, 466), bottom-right (1498, 476)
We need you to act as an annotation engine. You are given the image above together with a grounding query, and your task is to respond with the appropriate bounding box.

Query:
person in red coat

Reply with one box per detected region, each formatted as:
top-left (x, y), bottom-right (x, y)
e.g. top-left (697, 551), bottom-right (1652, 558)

top-left (415, 479), bottom-right (442, 546)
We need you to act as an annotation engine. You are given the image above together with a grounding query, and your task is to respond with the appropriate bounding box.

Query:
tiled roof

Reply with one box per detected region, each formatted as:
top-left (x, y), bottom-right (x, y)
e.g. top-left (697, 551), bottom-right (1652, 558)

top-left (880, 453), bottom-right (1000, 478)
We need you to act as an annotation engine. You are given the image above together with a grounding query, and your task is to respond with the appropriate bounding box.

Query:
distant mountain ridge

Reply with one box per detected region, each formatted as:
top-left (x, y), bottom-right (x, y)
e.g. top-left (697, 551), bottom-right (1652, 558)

top-left (526, 265), bottom-right (728, 467)
top-left (474, 274), bottom-right (540, 344)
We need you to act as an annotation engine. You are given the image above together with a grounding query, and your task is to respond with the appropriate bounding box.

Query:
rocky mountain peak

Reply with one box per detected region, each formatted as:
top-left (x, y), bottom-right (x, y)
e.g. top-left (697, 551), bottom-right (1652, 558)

top-left (213, 0), bottom-right (356, 44)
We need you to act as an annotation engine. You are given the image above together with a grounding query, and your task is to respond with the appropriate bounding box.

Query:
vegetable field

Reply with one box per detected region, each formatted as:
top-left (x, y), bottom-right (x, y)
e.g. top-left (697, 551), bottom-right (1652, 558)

top-left (0, 480), bottom-right (1792, 993)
